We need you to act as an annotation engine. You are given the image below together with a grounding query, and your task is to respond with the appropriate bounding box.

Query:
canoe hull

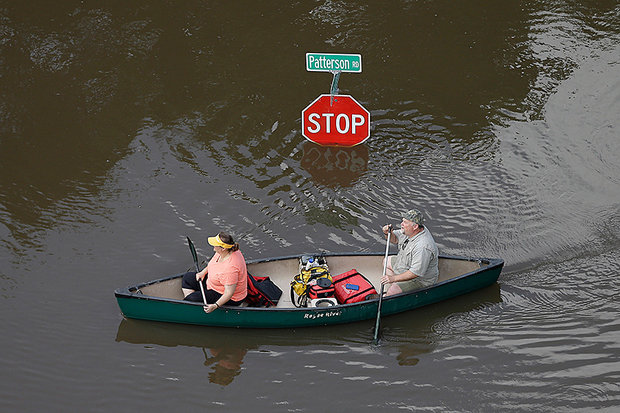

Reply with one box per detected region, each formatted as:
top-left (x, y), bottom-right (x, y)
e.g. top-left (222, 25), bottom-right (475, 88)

top-left (115, 253), bottom-right (503, 328)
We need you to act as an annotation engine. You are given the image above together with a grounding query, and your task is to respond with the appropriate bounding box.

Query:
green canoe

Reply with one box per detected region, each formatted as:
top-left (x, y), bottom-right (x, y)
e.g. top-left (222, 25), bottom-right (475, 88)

top-left (114, 252), bottom-right (503, 328)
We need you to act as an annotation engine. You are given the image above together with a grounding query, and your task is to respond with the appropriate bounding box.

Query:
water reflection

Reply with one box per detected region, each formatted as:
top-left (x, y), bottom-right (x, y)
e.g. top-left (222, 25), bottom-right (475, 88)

top-left (383, 283), bottom-right (502, 366)
top-left (201, 347), bottom-right (247, 386)
top-left (116, 320), bottom-right (259, 386)
top-left (116, 283), bottom-right (501, 384)
top-left (300, 141), bottom-right (368, 187)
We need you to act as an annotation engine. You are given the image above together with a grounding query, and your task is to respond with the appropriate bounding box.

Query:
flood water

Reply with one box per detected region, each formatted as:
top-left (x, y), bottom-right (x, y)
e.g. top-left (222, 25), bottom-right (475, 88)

top-left (1, 1), bottom-right (619, 411)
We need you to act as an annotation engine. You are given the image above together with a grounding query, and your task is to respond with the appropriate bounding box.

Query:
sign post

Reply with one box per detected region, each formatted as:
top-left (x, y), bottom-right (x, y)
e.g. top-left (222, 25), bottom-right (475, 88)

top-left (303, 52), bottom-right (369, 146)
top-left (302, 94), bottom-right (370, 147)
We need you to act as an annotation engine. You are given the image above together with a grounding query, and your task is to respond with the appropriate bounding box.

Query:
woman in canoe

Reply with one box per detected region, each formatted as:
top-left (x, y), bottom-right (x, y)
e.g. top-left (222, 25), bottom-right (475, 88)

top-left (181, 231), bottom-right (248, 312)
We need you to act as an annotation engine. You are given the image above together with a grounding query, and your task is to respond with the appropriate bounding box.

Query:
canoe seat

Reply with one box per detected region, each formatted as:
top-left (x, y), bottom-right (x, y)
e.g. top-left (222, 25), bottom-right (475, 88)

top-left (438, 259), bottom-right (481, 282)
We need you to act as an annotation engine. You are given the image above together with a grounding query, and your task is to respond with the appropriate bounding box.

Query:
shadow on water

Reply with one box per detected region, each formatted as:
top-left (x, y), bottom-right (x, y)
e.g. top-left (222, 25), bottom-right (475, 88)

top-left (116, 283), bottom-right (501, 385)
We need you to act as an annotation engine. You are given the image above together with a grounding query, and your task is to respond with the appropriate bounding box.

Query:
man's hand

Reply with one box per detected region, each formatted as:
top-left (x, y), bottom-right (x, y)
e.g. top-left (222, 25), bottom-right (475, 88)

top-left (381, 274), bottom-right (392, 285)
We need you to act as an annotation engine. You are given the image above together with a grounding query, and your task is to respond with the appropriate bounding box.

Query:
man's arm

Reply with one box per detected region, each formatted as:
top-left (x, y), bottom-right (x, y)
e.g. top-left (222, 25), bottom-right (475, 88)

top-left (386, 270), bottom-right (418, 283)
top-left (381, 269), bottom-right (419, 287)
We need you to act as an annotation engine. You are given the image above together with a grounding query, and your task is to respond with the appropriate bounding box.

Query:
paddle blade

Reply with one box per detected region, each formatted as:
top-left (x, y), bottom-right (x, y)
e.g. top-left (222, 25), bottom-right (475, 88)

top-left (373, 321), bottom-right (381, 344)
top-left (187, 236), bottom-right (201, 272)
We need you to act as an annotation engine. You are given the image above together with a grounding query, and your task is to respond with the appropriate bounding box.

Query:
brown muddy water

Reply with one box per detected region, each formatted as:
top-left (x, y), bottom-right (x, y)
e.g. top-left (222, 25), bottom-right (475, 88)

top-left (1, 1), bottom-right (619, 412)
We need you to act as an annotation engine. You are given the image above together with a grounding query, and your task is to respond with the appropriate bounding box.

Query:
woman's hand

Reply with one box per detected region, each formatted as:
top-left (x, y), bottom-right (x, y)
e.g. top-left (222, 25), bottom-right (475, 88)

top-left (196, 269), bottom-right (207, 282)
top-left (381, 274), bottom-right (392, 285)
top-left (203, 303), bottom-right (218, 313)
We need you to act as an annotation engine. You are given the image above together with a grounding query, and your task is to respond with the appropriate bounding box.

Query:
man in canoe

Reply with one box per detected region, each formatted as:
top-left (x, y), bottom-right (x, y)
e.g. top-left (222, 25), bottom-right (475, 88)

top-left (181, 231), bottom-right (248, 312)
top-left (380, 209), bottom-right (439, 295)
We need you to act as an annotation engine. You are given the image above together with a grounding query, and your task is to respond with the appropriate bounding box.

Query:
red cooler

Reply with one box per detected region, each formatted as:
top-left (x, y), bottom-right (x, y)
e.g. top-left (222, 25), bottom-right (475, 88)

top-left (332, 269), bottom-right (377, 304)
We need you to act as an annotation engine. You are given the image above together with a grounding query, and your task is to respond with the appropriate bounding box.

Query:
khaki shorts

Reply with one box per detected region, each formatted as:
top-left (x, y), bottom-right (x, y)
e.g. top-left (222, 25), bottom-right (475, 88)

top-left (387, 256), bottom-right (426, 292)
top-left (396, 278), bottom-right (426, 292)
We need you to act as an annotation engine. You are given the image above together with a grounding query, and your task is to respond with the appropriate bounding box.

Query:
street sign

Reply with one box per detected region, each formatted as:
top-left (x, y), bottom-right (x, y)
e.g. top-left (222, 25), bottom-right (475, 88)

top-left (301, 94), bottom-right (370, 147)
top-left (306, 53), bottom-right (362, 73)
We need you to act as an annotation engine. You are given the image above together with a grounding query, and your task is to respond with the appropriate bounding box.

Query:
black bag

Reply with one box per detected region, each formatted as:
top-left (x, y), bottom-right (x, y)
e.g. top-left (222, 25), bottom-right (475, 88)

top-left (246, 273), bottom-right (283, 307)
top-left (290, 265), bottom-right (332, 307)
top-left (308, 277), bottom-right (336, 300)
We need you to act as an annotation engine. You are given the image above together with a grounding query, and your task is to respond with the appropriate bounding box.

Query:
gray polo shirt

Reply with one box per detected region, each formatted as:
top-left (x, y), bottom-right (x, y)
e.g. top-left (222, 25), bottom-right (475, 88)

top-left (391, 228), bottom-right (439, 287)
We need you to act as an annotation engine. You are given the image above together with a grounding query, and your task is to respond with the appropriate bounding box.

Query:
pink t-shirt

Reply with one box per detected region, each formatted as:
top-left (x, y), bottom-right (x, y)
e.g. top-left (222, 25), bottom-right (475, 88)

top-left (206, 250), bottom-right (248, 302)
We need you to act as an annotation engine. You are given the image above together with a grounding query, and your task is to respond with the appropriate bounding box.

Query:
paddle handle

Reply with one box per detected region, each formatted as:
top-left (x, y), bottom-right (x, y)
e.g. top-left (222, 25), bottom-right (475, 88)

top-left (198, 280), bottom-right (208, 306)
top-left (373, 224), bottom-right (392, 344)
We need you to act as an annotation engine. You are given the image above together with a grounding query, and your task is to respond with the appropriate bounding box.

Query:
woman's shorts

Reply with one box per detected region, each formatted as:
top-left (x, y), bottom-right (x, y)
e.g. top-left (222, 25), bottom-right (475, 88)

top-left (181, 271), bottom-right (243, 306)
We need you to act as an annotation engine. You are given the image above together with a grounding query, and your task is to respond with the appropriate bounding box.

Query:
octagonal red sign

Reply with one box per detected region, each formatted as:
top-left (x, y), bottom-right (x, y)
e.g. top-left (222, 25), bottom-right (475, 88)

top-left (302, 94), bottom-right (370, 147)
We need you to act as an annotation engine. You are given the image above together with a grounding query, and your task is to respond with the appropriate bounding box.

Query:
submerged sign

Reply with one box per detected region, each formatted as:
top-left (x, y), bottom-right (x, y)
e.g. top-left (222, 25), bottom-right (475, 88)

top-left (302, 94), bottom-right (370, 147)
top-left (306, 53), bottom-right (362, 73)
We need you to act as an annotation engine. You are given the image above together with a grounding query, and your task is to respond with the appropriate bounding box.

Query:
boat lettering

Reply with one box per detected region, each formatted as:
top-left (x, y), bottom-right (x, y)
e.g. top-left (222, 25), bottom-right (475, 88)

top-left (303, 310), bottom-right (342, 319)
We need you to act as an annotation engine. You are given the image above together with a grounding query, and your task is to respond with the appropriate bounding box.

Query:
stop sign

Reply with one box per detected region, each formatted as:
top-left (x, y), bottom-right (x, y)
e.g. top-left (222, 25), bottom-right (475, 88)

top-left (302, 94), bottom-right (370, 147)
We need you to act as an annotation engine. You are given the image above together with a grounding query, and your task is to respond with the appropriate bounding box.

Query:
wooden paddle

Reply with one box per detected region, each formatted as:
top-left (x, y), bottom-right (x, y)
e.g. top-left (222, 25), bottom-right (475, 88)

top-left (187, 236), bottom-right (208, 306)
top-left (373, 224), bottom-right (392, 344)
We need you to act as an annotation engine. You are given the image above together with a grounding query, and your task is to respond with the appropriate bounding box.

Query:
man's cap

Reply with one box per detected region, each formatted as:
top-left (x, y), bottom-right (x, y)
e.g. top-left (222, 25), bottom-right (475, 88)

top-left (403, 209), bottom-right (424, 225)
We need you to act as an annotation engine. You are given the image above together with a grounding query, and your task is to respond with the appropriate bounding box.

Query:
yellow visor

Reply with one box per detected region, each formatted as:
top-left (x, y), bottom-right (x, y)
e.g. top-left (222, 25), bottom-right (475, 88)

top-left (208, 234), bottom-right (234, 249)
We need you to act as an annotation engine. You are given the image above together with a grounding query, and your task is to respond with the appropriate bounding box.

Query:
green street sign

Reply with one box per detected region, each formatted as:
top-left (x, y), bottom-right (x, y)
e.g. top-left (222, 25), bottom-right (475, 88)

top-left (306, 53), bottom-right (362, 73)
